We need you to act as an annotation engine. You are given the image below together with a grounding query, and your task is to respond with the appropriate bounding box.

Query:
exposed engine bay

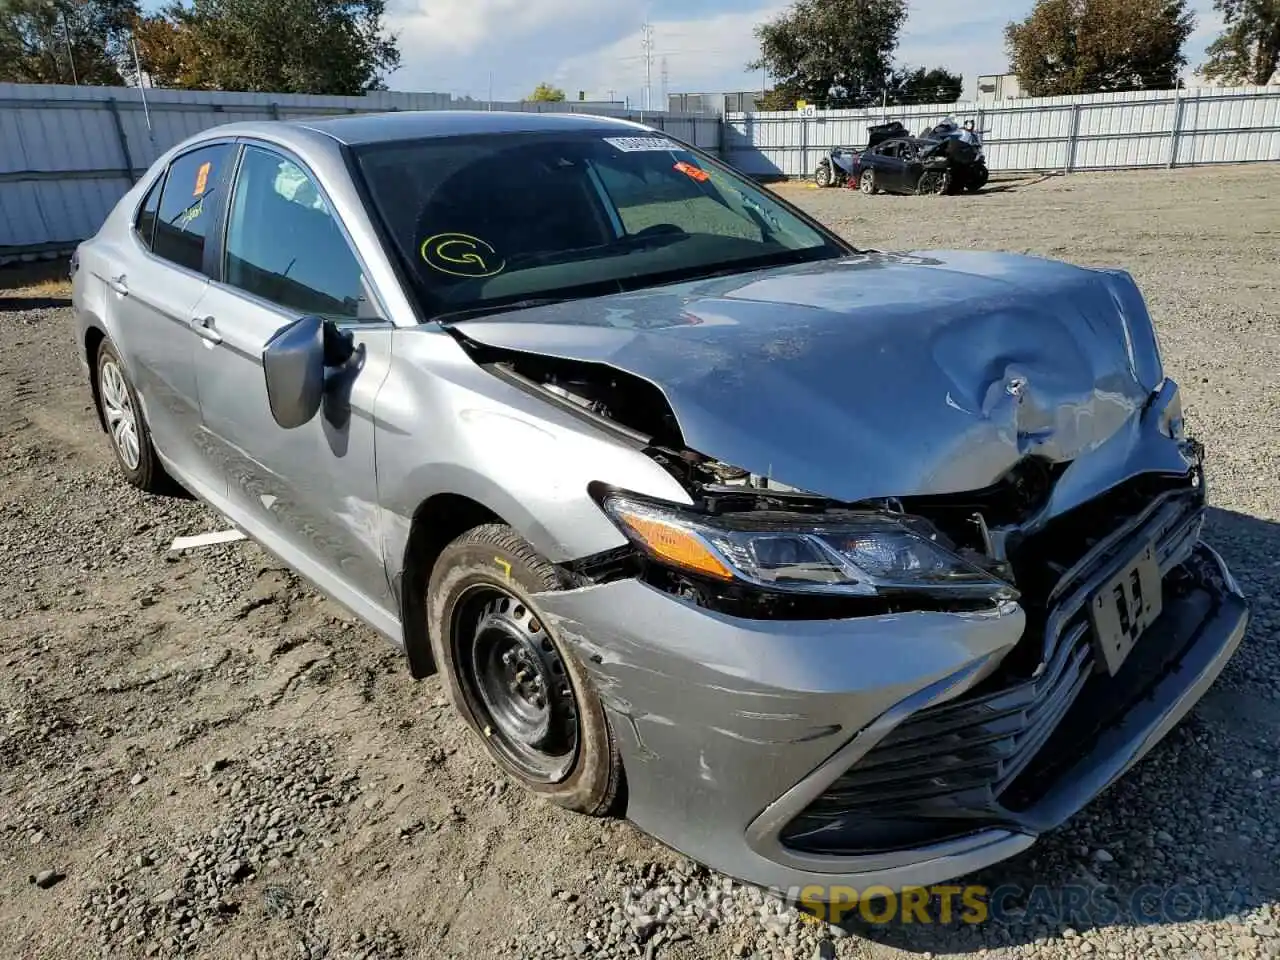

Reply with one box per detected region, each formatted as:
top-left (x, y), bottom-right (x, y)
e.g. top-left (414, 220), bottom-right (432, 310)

top-left (465, 337), bottom-right (1206, 660)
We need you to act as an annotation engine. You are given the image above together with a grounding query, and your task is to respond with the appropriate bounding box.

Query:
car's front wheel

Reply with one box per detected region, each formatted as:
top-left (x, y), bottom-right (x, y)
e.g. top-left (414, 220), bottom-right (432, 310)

top-left (426, 524), bottom-right (623, 816)
top-left (859, 169), bottom-right (877, 195)
top-left (95, 339), bottom-right (168, 492)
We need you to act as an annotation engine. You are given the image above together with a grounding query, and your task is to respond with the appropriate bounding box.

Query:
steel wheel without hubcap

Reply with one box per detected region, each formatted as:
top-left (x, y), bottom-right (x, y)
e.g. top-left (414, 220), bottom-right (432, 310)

top-left (453, 585), bottom-right (578, 782)
top-left (100, 359), bottom-right (141, 470)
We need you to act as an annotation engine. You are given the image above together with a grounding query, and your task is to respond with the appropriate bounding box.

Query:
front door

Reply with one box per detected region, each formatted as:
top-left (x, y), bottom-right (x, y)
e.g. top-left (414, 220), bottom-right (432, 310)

top-left (876, 142), bottom-right (911, 193)
top-left (110, 143), bottom-right (233, 485)
top-left (191, 142), bottom-right (396, 631)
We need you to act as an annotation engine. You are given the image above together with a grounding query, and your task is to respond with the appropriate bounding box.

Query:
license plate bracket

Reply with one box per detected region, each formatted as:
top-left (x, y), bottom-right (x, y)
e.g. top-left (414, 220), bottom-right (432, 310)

top-left (1089, 541), bottom-right (1164, 676)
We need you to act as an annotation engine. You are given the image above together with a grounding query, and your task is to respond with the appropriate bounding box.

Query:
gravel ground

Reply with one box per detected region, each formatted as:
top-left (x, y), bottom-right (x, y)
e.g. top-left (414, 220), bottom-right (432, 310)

top-left (2, 163), bottom-right (1279, 960)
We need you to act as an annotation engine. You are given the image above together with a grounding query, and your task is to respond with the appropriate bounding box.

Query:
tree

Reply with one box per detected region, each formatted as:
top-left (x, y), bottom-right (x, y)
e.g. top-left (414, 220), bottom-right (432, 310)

top-left (1201, 0), bottom-right (1280, 85)
top-left (749, 0), bottom-right (908, 107)
top-left (527, 82), bottom-right (566, 102)
top-left (886, 66), bottom-right (963, 104)
top-left (132, 0), bottom-right (399, 94)
top-left (1006, 0), bottom-right (1195, 96)
top-left (0, 0), bottom-right (139, 85)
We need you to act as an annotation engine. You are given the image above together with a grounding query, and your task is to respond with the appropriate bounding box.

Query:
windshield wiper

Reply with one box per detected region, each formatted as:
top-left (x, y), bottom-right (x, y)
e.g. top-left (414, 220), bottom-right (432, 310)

top-left (430, 297), bottom-right (576, 325)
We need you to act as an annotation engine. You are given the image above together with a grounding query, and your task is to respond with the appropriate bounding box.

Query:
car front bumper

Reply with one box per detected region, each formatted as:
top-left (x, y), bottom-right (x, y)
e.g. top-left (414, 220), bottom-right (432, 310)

top-left (534, 540), bottom-right (1247, 897)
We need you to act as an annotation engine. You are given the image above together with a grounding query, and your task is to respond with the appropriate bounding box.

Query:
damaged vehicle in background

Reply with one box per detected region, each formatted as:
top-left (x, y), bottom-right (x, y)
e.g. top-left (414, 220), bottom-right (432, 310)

top-left (816, 119), bottom-right (990, 194)
top-left (71, 111), bottom-right (1248, 898)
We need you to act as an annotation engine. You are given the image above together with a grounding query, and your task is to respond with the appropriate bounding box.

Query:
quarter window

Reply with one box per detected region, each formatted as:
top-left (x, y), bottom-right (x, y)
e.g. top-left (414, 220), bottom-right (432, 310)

top-left (134, 173), bottom-right (164, 249)
top-left (223, 145), bottom-right (368, 319)
top-left (152, 144), bottom-right (231, 272)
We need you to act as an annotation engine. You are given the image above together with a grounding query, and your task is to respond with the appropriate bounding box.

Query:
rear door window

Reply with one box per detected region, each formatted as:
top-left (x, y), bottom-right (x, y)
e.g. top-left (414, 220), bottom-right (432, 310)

top-left (152, 144), bottom-right (233, 273)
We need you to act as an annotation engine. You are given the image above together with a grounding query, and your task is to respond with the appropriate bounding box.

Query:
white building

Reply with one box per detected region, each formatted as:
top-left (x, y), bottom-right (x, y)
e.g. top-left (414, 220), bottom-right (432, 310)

top-left (972, 73), bottom-right (1024, 102)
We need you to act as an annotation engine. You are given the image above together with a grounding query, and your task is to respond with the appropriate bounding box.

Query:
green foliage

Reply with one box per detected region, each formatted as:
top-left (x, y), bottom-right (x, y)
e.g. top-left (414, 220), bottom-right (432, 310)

top-left (1201, 0), bottom-right (1280, 85)
top-left (0, 0), bottom-right (139, 84)
top-left (133, 0), bottom-right (400, 95)
top-left (749, 0), bottom-right (908, 107)
top-left (1005, 0), bottom-right (1195, 96)
top-left (886, 66), bottom-right (963, 104)
top-left (527, 82), bottom-right (566, 102)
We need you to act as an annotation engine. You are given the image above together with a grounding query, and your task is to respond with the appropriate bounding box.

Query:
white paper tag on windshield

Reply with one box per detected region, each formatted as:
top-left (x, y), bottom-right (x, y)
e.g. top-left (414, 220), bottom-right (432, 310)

top-left (604, 136), bottom-right (678, 152)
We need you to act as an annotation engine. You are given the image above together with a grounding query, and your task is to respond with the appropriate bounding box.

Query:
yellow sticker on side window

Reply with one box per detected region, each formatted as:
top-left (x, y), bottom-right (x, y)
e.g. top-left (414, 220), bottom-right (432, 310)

top-left (193, 161), bottom-right (212, 197)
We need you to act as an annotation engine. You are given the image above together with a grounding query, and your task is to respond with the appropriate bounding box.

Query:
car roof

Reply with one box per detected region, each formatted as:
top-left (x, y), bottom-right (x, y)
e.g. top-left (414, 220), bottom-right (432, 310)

top-left (281, 109), bottom-right (651, 146)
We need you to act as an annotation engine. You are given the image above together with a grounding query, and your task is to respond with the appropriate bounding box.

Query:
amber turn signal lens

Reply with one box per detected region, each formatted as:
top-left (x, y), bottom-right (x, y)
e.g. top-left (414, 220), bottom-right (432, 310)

top-left (612, 506), bottom-right (734, 580)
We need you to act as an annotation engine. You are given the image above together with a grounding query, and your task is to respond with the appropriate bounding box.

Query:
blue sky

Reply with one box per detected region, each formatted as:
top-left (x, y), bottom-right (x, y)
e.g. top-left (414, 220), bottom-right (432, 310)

top-left (385, 0), bottom-right (1225, 103)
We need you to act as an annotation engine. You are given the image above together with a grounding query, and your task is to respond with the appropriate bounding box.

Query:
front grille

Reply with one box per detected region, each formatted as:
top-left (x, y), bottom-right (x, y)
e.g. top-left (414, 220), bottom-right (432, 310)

top-left (781, 479), bottom-right (1204, 854)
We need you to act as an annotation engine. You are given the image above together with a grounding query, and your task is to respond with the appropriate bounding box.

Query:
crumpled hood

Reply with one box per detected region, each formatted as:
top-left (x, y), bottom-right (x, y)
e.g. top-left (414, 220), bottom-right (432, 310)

top-left (453, 250), bottom-right (1166, 503)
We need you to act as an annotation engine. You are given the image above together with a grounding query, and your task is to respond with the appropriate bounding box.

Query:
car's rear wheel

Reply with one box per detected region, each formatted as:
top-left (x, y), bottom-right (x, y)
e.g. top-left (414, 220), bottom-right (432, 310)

top-left (814, 161), bottom-right (833, 188)
top-left (859, 170), bottom-right (877, 195)
top-left (95, 340), bottom-right (167, 493)
top-left (426, 523), bottom-right (623, 815)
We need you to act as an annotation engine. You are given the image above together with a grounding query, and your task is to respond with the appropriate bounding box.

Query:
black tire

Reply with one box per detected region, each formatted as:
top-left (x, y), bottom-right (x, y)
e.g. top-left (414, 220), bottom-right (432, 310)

top-left (426, 523), bottom-right (623, 816)
top-left (814, 161), bottom-right (833, 188)
top-left (94, 339), bottom-right (168, 493)
top-left (917, 170), bottom-right (950, 195)
top-left (859, 169), bottom-right (877, 195)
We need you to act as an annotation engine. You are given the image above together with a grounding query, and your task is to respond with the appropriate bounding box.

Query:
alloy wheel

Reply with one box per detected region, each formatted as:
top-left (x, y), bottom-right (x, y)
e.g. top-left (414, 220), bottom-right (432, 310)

top-left (100, 360), bottom-right (141, 470)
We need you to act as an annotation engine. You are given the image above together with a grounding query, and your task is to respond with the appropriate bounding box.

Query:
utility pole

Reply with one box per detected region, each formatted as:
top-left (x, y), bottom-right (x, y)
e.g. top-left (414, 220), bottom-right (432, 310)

top-left (641, 21), bottom-right (655, 112)
top-left (59, 10), bottom-right (78, 86)
top-left (130, 32), bottom-right (153, 139)
top-left (660, 56), bottom-right (669, 110)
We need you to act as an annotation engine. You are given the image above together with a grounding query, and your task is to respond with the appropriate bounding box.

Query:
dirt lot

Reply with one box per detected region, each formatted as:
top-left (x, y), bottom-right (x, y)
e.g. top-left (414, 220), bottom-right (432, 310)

top-left (3, 164), bottom-right (1279, 960)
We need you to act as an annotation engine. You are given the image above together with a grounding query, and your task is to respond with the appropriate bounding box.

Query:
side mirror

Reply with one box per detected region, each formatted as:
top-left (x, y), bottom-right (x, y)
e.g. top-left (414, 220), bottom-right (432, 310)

top-left (263, 315), bottom-right (326, 429)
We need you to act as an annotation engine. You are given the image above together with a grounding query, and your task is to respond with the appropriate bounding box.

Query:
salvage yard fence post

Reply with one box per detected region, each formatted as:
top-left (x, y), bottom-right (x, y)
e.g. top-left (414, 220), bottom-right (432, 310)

top-left (1168, 87), bottom-right (1186, 169)
top-left (1066, 103), bottom-right (1082, 173)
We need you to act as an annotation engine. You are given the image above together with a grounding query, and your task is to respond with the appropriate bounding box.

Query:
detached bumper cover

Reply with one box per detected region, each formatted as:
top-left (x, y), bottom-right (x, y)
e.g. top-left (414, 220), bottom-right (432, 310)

top-left (536, 541), bottom-right (1247, 896)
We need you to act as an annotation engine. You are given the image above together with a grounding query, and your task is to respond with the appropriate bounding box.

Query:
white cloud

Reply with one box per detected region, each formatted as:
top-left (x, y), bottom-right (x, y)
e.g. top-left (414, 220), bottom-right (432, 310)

top-left (382, 1), bottom-right (1234, 102)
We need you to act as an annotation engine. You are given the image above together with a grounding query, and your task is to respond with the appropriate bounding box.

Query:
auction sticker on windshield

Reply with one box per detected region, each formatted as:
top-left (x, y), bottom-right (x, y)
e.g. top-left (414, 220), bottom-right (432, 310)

top-left (605, 136), bottom-right (679, 152)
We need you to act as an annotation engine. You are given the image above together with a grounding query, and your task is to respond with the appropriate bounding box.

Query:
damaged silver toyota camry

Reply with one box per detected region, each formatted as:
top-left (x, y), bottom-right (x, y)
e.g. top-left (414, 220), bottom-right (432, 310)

top-left (72, 111), bottom-right (1249, 897)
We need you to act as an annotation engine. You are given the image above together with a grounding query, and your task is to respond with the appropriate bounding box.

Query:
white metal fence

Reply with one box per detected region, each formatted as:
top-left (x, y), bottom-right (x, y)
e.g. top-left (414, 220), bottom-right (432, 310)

top-left (0, 82), bottom-right (722, 259)
top-left (5, 82), bottom-right (1280, 259)
top-left (725, 85), bottom-right (1280, 178)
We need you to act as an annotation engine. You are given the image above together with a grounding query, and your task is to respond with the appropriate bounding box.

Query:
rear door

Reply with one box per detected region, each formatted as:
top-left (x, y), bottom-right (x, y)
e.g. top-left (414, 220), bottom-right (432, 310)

top-left (107, 143), bottom-right (232, 487)
top-left (191, 141), bottom-right (396, 626)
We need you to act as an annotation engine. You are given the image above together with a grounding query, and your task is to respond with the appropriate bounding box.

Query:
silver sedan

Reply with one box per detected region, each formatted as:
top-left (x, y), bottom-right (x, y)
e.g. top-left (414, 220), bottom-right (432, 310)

top-left (70, 110), bottom-right (1248, 900)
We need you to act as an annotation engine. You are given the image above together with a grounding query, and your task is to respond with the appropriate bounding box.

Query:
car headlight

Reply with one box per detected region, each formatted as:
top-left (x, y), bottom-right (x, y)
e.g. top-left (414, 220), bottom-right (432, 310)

top-left (601, 494), bottom-right (1016, 600)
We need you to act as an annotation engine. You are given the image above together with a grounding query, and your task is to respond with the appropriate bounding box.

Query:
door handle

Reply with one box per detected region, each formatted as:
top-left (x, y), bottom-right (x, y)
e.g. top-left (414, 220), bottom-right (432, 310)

top-left (107, 274), bottom-right (128, 296)
top-left (191, 315), bottom-right (222, 345)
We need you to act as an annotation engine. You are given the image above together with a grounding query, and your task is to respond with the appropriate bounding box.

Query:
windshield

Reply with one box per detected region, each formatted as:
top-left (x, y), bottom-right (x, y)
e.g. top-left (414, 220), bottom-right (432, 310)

top-left (352, 130), bottom-right (846, 321)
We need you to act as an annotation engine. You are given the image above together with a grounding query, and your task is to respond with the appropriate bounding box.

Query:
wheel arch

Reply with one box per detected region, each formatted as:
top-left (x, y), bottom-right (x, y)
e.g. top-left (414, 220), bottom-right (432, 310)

top-left (398, 492), bottom-right (507, 679)
top-left (84, 323), bottom-right (109, 433)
